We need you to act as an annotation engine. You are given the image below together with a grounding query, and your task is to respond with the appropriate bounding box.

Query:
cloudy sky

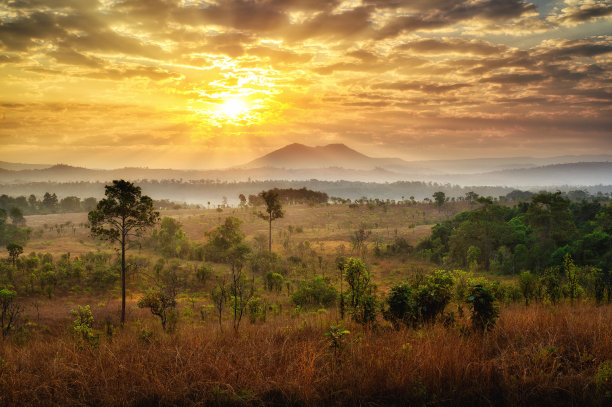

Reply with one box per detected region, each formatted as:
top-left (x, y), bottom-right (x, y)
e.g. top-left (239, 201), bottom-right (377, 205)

top-left (0, 0), bottom-right (611, 169)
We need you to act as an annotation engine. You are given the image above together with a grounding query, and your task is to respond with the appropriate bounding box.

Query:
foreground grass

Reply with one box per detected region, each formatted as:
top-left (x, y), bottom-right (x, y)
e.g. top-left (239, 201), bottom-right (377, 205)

top-left (1, 303), bottom-right (610, 406)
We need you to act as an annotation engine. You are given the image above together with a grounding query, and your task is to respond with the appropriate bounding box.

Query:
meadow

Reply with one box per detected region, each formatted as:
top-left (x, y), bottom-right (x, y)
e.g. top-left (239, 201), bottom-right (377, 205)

top-left (1, 196), bottom-right (611, 406)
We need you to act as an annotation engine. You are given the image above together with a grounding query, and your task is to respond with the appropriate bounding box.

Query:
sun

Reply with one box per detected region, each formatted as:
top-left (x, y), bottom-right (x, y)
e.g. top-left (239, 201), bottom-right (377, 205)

top-left (220, 97), bottom-right (249, 119)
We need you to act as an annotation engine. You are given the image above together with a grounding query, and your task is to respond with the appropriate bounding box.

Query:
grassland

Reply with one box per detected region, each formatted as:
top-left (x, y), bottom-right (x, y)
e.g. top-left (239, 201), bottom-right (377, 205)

top-left (1, 201), bottom-right (611, 406)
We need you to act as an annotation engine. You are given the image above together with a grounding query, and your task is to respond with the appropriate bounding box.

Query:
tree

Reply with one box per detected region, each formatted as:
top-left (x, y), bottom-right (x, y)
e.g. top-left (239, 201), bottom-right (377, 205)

top-left (88, 180), bottom-right (159, 324)
top-left (42, 192), bottom-right (58, 212)
top-left (0, 288), bottom-right (21, 338)
top-left (257, 190), bottom-right (284, 252)
top-left (238, 194), bottom-right (247, 207)
top-left (433, 191), bottom-right (446, 208)
top-left (6, 243), bottom-right (23, 267)
top-left (9, 207), bottom-right (25, 226)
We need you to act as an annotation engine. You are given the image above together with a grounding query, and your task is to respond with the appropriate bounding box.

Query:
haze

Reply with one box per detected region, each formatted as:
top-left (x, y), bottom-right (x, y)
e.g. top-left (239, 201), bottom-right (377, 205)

top-left (1, 0), bottom-right (611, 169)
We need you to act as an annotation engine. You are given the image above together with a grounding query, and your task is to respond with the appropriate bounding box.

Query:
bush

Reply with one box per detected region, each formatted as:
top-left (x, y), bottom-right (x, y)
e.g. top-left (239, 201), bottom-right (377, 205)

top-left (137, 290), bottom-right (177, 332)
top-left (384, 270), bottom-right (453, 328)
top-left (291, 277), bottom-right (337, 308)
top-left (0, 288), bottom-right (21, 338)
top-left (383, 283), bottom-right (414, 329)
top-left (71, 305), bottom-right (99, 347)
top-left (265, 272), bottom-right (284, 292)
top-left (466, 284), bottom-right (499, 332)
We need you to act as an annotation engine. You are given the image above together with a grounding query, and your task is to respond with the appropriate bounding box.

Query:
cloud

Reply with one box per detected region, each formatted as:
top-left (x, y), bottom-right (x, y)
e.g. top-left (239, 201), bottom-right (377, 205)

top-left (396, 38), bottom-right (505, 55)
top-left (549, 1), bottom-right (612, 26)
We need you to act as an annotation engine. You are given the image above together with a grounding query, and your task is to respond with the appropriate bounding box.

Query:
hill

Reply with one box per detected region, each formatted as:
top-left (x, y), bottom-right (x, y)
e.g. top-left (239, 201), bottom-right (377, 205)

top-left (242, 143), bottom-right (409, 170)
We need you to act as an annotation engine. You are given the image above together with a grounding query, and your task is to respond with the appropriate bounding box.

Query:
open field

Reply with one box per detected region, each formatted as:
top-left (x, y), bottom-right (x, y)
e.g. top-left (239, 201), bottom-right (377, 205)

top-left (0, 301), bottom-right (610, 406)
top-left (2, 199), bottom-right (611, 406)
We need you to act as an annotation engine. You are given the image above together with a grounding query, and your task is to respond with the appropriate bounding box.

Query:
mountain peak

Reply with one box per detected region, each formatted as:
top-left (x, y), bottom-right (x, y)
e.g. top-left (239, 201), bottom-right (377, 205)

top-left (243, 143), bottom-right (404, 170)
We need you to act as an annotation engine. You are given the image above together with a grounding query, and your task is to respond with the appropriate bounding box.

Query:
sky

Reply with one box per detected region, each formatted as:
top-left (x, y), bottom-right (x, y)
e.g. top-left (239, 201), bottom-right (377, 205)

top-left (0, 0), bottom-right (611, 169)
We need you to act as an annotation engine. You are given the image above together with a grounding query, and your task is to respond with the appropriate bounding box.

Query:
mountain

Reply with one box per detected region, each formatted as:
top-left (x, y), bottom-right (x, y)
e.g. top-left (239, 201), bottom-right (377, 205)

top-left (0, 161), bottom-right (52, 171)
top-left (242, 143), bottom-right (409, 170)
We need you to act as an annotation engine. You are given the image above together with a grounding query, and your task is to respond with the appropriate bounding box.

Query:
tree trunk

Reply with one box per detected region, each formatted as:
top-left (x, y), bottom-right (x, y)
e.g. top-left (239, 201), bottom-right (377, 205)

top-left (121, 233), bottom-right (126, 325)
top-left (269, 216), bottom-right (272, 253)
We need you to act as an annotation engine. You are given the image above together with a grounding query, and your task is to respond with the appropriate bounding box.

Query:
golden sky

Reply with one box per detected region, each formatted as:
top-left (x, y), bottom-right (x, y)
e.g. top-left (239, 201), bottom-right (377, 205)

top-left (0, 0), bottom-right (611, 169)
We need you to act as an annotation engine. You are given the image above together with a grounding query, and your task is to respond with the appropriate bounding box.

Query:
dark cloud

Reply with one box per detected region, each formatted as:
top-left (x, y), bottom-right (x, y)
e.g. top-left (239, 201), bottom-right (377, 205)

top-left (551, 2), bottom-right (612, 25)
top-left (479, 72), bottom-right (547, 85)
top-left (396, 38), bottom-right (505, 56)
top-left (375, 0), bottom-right (538, 39)
top-left (372, 81), bottom-right (471, 94)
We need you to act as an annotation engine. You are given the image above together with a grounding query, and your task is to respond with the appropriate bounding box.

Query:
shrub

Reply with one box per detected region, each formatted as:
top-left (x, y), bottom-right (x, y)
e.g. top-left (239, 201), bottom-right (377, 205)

top-left (0, 288), bottom-right (21, 338)
top-left (466, 284), bottom-right (500, 332)
top-left (71, 305), bottom-right (98, 347)
top-left (383, 283), bottom-right (414, 329)
top-left (412, 270), bottom-right (453, 324)
top-left (384, 270), bottom-right (453, 328)
top-left (195, 263), bottom-right (213, 284)
top-left (137, 290), bottom-right (177, 332)
top-left (519, 271), bottom-right (538, 305)
top-left (595, 360), bottom-right (612, 399)
top-left (291, 277), bottom-right (337, 308)
top-left (247, 297), bottom-right (266, 323)
top-left (265, 272), bottom-right (284, 292)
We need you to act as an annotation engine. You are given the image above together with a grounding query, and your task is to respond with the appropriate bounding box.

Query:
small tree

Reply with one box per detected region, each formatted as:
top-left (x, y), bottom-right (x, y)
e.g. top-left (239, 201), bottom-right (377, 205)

top-left (519, 271), bottom-right (537, 305)
top-left (564, 253), bottom-right (579, 304)
top-left (466, 284), bottom-right (499, 332)
top-left (211, 277), bottom-right (228, 331)
top-left (137, 290), bottom-right (176, 332)
top-left (343, 257), bottom-right (376, 325)
top-left (88, 180), bottom-right (159, 324)
top-left (0, 288), bottom-right (21, 338)
top-left (6, 243), bottom-right (23, 267)
top-left (257, 190), bottom-right (284, 253)
top-left (9, 207), bottom-right (25, 226)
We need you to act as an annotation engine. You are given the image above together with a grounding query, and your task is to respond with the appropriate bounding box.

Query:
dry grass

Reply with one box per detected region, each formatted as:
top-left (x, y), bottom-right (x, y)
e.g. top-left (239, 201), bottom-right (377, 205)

top-left (1, 302), bottom-right (610, 406)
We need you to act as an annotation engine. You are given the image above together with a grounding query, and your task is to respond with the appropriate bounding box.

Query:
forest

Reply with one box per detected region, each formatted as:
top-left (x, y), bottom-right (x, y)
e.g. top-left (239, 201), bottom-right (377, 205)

top-left (0, 182), bottom-right (610, 406)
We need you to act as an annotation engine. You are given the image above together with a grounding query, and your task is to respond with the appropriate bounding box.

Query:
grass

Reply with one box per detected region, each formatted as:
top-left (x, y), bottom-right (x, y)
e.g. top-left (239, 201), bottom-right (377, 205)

top-left (6, 202), bottom-right (610, 405)
top-left (0, 302), bottom-right (610, 406)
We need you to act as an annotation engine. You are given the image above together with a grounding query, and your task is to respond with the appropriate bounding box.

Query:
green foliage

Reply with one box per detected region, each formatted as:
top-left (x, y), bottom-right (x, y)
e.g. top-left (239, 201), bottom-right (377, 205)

top-left (384, 270), bottom-right (453, 328)
top-left (137, 290), bottom-right (177, 332)
top-left (291, 277), bottom-right (337, 308)
top-left (246, 297), bottom-right (266, 323)
top-left (466, 246), bottom-right (481, 272)
top-left (257, 190), bottom-right (284, 252)
top-left (519, 271), bottom-right (538, 305)
top-left (325, 325), bottom-right (349, 357)
top-left (433, 191), bottom-right (446, 207)
top-left (466, 284), bottom-right (499, 332)
top-left (0, 288), bottom-right (21, 338)
top-left (6, 243), bottom-right (23, 267)
top-left (205, 216), bottom-right (244, 262)
top-left (265, 272), bottom-right (284, 292)
top-left (595, 360), bottom-right (612, 399)
top-left (383, 283), bottom-right (414, 329)
top-left (564, 254), bottom-right (579, 304)
top-left (71, 305), bottom-right (98, 347)
top-left (88, 180), bottom-right (159, 324)
top-left (195, 263), bottom-right (213, 284)
top-left (343, 257), bottom-right (370, 308)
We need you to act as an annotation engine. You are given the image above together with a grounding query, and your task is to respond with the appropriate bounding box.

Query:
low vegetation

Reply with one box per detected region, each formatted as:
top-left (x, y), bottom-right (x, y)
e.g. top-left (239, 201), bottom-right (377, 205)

top-left (0, 182), bottom-right (610, 406)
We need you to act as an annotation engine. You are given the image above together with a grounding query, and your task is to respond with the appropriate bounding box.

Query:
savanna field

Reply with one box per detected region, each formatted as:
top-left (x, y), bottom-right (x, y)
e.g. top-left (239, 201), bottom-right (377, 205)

top-left (1, 191), bottom-right (611, 406)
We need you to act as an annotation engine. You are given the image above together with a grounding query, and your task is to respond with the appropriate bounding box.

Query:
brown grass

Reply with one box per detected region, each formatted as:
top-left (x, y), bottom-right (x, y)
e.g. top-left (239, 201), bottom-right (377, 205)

top-left (1, 303), bottom-right (610, 406)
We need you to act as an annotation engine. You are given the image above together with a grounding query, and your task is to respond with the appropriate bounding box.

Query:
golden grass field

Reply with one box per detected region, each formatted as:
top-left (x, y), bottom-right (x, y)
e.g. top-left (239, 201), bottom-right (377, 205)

top-left (1, 201), bottom-right (611, 406)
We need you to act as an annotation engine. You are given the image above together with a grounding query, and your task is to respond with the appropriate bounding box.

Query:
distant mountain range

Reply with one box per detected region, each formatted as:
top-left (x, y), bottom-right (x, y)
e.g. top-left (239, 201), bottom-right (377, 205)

top-left (0, 143), bottom-right (611, 187)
